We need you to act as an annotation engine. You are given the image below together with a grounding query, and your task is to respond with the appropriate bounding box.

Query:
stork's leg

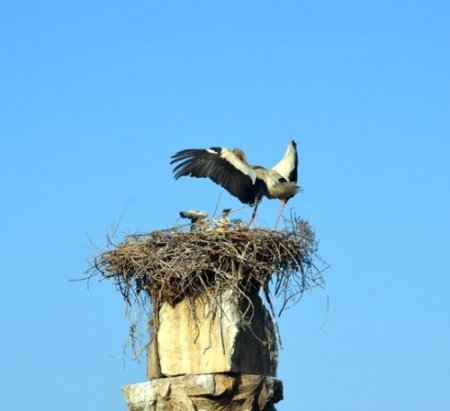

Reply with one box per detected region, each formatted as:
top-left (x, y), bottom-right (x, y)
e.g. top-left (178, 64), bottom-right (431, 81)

top-left (274, 199), bottom-right (287, 230)
top-left (248, 202), bottom-right (259, 227)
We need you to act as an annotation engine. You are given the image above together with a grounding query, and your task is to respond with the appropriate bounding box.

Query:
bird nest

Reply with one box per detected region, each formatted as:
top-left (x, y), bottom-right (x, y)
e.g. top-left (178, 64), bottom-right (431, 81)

top-left (90, 217), bottom-right (323, 306)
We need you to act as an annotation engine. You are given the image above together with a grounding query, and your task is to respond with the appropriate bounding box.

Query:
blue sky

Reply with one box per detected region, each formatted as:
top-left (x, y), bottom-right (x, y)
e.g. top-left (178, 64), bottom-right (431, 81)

top-left (1, 1), bottom-right (449, 410)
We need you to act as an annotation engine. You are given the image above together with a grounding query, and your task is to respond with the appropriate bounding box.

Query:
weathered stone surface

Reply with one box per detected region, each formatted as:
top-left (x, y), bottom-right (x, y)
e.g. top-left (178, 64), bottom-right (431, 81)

top-left (123, 374), bottom-right (283, 411)
top-left (148, 289), bottom-right (278, 378)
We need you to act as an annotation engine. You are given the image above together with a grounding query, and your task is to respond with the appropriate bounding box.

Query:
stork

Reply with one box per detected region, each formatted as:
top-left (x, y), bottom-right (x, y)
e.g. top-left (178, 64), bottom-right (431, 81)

top-left (171, 140), bottom-right (300, 229)
top-left (179, 209), bottom-right (208, 231)
top-left (218, 208), bottom-right (244, 229)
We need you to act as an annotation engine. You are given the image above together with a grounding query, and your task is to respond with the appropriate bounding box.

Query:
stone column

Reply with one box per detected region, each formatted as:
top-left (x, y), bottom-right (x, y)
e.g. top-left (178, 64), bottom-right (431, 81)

top-left (123, 289), bottom-right (283, 410)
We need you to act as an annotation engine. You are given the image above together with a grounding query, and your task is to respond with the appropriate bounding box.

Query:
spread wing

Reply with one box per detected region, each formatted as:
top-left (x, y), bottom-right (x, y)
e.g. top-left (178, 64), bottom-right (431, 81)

top-left (171, 147), bottom-right (268, 205)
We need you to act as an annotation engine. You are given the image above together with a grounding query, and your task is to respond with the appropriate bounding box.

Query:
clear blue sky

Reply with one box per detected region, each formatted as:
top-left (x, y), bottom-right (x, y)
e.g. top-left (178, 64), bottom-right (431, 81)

top-left (1, 1), bottom-right (449, 410)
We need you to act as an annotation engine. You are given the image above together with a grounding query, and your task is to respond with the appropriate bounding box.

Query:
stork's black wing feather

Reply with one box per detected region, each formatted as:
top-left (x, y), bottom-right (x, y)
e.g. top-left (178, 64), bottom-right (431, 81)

top-left (288, 140), bottom-right (298, 182)
top-left (171, 148), bottom-right (267, 205)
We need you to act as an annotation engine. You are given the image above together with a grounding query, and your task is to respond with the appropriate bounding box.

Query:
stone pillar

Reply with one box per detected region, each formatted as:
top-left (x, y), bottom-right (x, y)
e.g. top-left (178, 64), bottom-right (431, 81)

top-left (123, 289), bottom-right (283, 410)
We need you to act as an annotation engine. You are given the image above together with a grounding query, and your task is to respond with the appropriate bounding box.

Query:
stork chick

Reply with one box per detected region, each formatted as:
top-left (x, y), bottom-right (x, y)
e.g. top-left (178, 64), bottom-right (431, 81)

top-left (179, 210), bottom-right (208, 231)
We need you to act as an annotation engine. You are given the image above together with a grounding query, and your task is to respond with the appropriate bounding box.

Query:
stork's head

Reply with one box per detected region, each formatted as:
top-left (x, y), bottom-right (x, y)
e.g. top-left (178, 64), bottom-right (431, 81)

top-left (221, 208), bottom-right (231, 217)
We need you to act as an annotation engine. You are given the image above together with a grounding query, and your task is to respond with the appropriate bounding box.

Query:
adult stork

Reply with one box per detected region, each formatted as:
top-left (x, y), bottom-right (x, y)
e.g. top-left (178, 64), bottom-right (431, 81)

top-left (171, 140), bottom-right (300, 228)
